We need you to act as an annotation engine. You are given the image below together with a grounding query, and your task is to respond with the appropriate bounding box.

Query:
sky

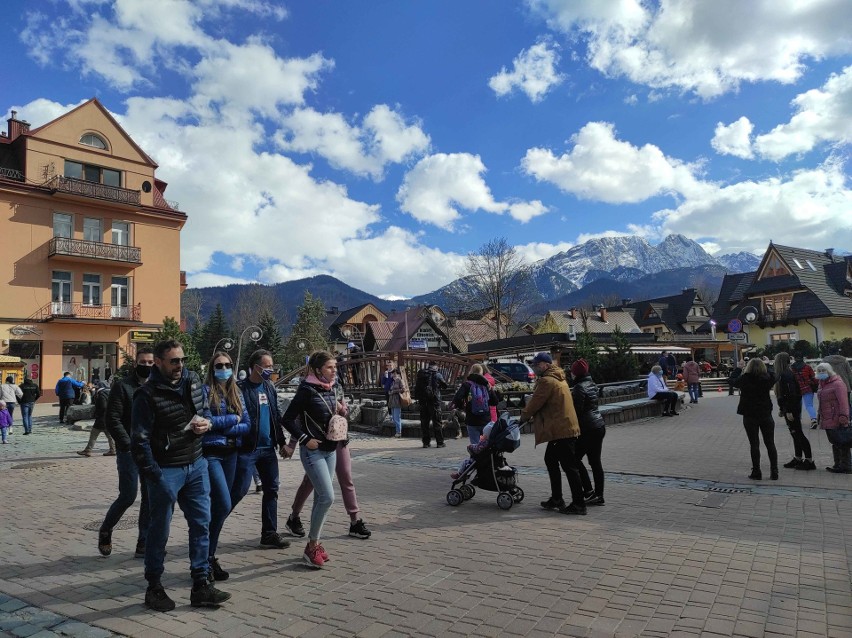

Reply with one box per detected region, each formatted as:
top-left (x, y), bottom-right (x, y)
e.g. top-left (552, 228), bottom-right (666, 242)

top-left (3, 0), bottom-right (852, 299)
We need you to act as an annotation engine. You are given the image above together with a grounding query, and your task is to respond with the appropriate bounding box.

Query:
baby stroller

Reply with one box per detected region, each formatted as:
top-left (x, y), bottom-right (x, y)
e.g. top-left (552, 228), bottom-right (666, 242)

top-left (446, 412), bottom-right (524, 510)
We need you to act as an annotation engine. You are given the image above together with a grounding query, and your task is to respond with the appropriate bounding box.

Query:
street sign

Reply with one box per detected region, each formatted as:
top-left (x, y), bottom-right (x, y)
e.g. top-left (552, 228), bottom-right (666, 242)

top-left (408, 339), bottom-right (427, 350)
top-left (727, 333), bottom-right (747, 342)
top-left (727, 319), bottom-right (742, 333)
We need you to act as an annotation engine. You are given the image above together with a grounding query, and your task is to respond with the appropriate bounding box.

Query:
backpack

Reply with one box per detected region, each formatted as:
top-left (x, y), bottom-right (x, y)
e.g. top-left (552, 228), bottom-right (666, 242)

top-left (415, 369), bottom-right (436, 402)
top-left (468, 382), bottom-right (490, 417)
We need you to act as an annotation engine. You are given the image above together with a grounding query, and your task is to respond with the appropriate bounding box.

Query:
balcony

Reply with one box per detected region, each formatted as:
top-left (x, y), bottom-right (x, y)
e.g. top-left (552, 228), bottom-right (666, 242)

top-left (35, 302), bottom-right (142, 322)
top-left (757, 309), bottom-right (791, 326)
top-left (46, 175), bottom-right (141, 206)
top-left (48, 237), bottom-right (141, 265)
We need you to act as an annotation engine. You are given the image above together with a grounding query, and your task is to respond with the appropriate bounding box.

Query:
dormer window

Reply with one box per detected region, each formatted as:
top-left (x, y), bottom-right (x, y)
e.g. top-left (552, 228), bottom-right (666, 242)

top-left (762, 254), bottom-right (790, 278)
top-left (79, 133), bottom-right (107, 150)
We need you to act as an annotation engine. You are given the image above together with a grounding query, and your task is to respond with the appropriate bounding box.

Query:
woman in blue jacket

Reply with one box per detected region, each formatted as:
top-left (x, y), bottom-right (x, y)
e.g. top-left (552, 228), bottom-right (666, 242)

top-left (202, 351), bottom-right (250, 582)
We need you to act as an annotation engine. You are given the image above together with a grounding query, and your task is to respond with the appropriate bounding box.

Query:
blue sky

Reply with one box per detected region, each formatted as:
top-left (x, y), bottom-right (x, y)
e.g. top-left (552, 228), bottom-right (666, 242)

top-left (3, 0), bottom-right (851, 298)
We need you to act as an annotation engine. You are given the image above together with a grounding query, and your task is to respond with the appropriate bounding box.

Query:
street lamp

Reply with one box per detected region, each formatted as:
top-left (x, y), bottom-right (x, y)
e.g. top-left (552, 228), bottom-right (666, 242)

top-left (732, 305), bottom-right (759, 364)
top-left (211, 338), bottom-right (234, 359)
top-left (236, 325), bottom-right (263, 374)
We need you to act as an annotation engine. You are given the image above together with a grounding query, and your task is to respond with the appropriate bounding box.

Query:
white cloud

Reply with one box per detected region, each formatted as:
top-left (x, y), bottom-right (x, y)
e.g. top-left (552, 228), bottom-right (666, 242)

top-left (712, 116), bottom-right (754, 158)
top-left (397, 153), bottom-right (549, 228)
top-left (527, 0), bottom-right (852, 98)
top-left (516, 241), bottom-right (574, 263)
top-left (521, 121), bottom-right (703, 203)
top-left (277, 104), bottom-right (430, 180)
top-left (699, 241), bottom-right (721, 255)
top-left (489, 40), bottom-right (564, 102)
top-left (187, 273), bottom-right (255, 288)
top-left (754, 65), bottom-right (852, 161)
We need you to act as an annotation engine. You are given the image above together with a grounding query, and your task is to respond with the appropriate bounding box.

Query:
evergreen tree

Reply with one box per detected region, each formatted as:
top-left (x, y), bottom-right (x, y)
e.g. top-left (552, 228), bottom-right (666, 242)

top-left (596, 326), bottom-right (639, 383)
top-left (153, 316), bottom-right (203, 373)
top-left (572, 330), bottom-right (600, 374)
top-left (199, 303), bottom-right (232, 362)
top-left (254, 309), bottom-right (284, 366)
top-left (282, 292), bottom-right (329, 370)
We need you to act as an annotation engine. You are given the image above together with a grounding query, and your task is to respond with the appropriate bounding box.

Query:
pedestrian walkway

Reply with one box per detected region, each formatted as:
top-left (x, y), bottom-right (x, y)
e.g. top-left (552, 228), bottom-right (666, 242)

top-left (1, 395), bottom-right (851, 637)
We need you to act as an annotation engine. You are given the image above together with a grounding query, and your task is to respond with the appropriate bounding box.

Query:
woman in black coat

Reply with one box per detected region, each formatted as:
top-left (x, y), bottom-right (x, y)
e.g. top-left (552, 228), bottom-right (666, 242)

top-left (773, 352), bottom-right (815, 470)
top-left (733, 358), bottom-right (778, 480)
top-left (570, 359), bottom-right (606, 506)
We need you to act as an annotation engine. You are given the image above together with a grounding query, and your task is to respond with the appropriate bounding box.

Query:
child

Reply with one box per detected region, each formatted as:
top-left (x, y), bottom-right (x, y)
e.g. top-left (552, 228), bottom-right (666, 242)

top-left (674, 373), bottom-right (686, 392)
top-left (450, 422), bottom-right (493, 479)
top-left (0, 401), bottom-right (11, 443)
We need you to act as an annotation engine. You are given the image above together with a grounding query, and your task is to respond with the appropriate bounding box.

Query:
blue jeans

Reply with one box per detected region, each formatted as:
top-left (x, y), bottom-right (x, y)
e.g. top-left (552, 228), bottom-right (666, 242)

top-left (467, 424), bottom-right (484, 445)
top-left (20, 403), bottom-right (34, 433)
top-left (145, 457), bottom-right (210, 584)
top-left (6, 403), bottom-right (15, 425)
top-left (802, 393), bottom-right (817, 421)
top-left (232, 447), bottom-right (279, 535)
top-left (206, 450), bottom-right (238, 557)
top-left (391, 407), bottom-right (402, 434)
top-left (688, 383), bottom-right (700, 402)
top-left (300, 446), bottom-right (336, 541)
top-left (100, 451), bottom-right (150, 545)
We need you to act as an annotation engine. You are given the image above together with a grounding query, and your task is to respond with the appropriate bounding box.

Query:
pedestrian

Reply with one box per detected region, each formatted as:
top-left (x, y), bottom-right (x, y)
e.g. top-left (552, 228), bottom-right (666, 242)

top-left (18, 375), bottom-right (41, 435)
top-left (202, 350), bottom-right (250, 582)
top-left (570, 359), bottom-right (606, 506)
top-left (791, 353), bottom-right (819, 428)
top-left (657, 351), bottom-right (671, 379)
top-left (521, 352), bottom-right (586, 516)
top-left (231, 349), bottom-right (291, 550)
top-left (100, 347), bottom-right (154, 559)
top-left (414, 361), bottom-right (448, 448)
top-left (381, 360), bottom-right (395, 404)
top-left (76, 381), bottom-right (116, 457)
top-left (481, 363), bottom-right (500, 424)
top-left (0, 375), bottom-right (23, 431)
top-left (773, 352), bottom-right (816, 471)
top-left (816, 362), bottom-right (851, 474)
top-left (451, 364), bottom-right (497, 445)
top-left (728, 360), bottom-right (744, 395)
top-left (647, 365), bottom-right (679, 416)
top-left (132, 339), bottom-right (230, 611)
top-left (667, 351), bottom-right (678, 378)
top-left (55, 372), bottom-right (84, 423)
top-left (682, 357), bottom-right (701, 404)
top-left (0, 401), bottom-right (11, 443)
top-left (823, 354), bottom-right (852, 403)
top-left (734, 358), bottom-right (778, 480)
top-left (387, 366), bottom-right (405, 437)
top-left (281, 350), bottom-right (348, 568)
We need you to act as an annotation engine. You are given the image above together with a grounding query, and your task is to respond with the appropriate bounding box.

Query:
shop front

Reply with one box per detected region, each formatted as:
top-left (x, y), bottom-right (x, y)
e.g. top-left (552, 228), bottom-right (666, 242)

top-left (61, 341), bottom-right (118, 384)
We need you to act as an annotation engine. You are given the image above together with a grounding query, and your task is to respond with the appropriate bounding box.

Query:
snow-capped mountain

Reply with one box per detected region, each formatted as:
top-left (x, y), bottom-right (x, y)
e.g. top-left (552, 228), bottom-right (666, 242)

top-left (716, 252), bottom-right (762, 272)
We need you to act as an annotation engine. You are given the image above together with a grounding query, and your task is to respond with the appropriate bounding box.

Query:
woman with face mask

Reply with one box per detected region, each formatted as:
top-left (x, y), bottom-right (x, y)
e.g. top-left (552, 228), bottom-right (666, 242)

top-left (816, 362), bottom-right (852, 474)
top-left (202, 351), bottom-right (250, 581)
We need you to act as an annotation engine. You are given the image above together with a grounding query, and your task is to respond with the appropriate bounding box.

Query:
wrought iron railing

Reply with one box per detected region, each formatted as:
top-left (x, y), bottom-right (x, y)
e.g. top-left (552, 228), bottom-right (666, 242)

top-left (761, 310), bottom-right (789, 323)
top-left (46, 175), bottom-right (141, 205)
top-left (0, 167), bottom-right (24, 181)
top-left (34, 302), bottom-right (141, 322)
top-left (48, 236), bottom-right (142, 264)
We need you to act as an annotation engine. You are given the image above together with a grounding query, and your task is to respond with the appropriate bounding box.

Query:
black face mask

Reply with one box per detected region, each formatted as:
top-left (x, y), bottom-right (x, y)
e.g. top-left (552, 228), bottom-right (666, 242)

top-left (136, 364), bottom-right (152, 379)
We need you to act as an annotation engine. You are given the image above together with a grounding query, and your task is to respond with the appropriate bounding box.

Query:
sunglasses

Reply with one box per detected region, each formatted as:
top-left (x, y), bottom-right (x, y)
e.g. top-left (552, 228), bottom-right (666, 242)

top-left (166, 357), bottom-right (188, 365)
top-left (214, 362), bottom-right (233, 370)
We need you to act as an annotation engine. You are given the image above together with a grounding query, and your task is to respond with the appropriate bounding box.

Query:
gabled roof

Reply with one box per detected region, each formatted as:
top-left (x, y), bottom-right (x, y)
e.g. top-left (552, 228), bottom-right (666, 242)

top-left (446, 319), bottom-right (500, 353)
top-left (611, 288), bottom-right (710, 334)
top-left (548, 310), bottom-right (641, 334)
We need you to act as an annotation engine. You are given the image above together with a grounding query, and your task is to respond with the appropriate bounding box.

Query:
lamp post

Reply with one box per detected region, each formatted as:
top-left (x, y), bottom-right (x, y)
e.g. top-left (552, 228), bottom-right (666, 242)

top-left (211, 337), bottom-right (234, 360)
top-left (236, 325), bottom-right (263, 374)
top-left (733, 305), bottom-right (759, 364)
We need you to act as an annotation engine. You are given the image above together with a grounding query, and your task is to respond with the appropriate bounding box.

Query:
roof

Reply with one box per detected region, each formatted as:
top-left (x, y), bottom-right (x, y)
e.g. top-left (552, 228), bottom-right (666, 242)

top-left (548, 309), bottom-right (641, 334)
top-left (613, 288), bottom-right (712, 334)
top-left (445, 319), bottom-right (500, 353)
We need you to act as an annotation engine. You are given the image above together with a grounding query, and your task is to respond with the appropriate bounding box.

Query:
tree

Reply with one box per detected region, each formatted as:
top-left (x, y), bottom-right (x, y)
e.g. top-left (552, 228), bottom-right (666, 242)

top-left (690, 275), bottom-right (719, 314)
top-left (229, 285), bottom-right (285, 339)
top-left (154, 316), bottom-right (203, 373)
top-left (571, 329), bottom-right (600, 373)
top-left (198, 304), bottom-right (232, 362)
top-left (534, 313), bottom-right (562, 334)
top-left (180, 289), bottom-right (204, 331)
top-left (596, 326), bottom-right (639, 383)
top-left (255, 309), bottom-right (284, 365)
top-left (281, 292), bottom-right (329, 371)
top-left (447, 237), bottom-right (536, 339)
top-left (792, 339), bottom-right (819, 359)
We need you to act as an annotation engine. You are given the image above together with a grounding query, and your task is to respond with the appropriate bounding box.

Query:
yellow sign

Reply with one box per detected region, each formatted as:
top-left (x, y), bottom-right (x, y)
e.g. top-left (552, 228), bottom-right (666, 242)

top-left (130, 330), bottom-right (157, 343)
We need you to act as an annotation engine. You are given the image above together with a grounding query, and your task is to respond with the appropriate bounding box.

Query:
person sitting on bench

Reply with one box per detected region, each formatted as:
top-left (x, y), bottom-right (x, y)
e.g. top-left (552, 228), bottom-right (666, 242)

top-left (648, 365), bottom-right (679, 416)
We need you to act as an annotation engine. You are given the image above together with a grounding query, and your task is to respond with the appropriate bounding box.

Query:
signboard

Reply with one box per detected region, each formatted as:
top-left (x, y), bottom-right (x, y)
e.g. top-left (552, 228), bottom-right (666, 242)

top-left (727, 332), bottom-right (747, 342)
top-left (727, 319), bottom-right (742, 333)
top-left (10, 325), bottom-right (41, 336)
top-left (130, 330), bottom-right (157, 343)
top-left (408, 339), bottom-right (428, 350)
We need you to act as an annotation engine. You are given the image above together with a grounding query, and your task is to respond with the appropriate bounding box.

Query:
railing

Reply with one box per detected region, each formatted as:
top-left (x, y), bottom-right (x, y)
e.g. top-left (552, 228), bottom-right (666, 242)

top-left (46, 175), bottom-right (141, 205)
top-left (0, 167), bottom-right (24, 181)
top-left (34, 302), bottom-right (141, 322)
top-left (760, 310), bottom-right (789, 324)
top-left (48, 236), bottom-right (141, 264)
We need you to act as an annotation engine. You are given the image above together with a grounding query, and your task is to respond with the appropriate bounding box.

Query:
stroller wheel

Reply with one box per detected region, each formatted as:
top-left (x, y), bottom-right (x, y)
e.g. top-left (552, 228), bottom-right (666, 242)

top-left (461, 485), bottom-right (475, 500)
top-left (447, 490), bottom-right (464, 506)
top-left (496, 492), bottom-right (513, 510)
top-left (512, 487), bottom-right (525, 503)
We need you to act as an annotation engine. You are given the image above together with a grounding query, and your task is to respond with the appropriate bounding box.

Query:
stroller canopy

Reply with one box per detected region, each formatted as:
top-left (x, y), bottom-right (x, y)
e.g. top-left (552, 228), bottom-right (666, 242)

top-left (488, 412), bottom-right (521, 453)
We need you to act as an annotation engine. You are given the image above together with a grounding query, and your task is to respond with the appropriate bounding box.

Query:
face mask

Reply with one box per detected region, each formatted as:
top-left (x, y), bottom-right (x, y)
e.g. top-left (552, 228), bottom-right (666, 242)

top-left (136, 364), bottom-right (152, 379)
top-left (655, 372), bottom-right (663, 377)
top-left (215, 369), bottom-right (233, 381)
top-left (260, 367), bottom-right (274, 381)
top-left (816, 373), bottom-right (829, 381)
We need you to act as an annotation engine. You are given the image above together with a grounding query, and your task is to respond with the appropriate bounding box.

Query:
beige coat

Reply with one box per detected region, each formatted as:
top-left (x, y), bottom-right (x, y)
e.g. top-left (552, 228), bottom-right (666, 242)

top-left (520, 365), bottom-right (580, 446)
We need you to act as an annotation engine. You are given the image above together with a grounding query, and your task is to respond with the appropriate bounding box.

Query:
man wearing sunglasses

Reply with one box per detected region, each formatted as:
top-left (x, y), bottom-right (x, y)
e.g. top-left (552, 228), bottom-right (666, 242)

top-left (132, 339), bottom-right (230, 612)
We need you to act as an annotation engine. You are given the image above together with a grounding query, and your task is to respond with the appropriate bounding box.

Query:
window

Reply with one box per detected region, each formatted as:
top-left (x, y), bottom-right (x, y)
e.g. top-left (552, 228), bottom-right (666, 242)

top-left (53, 213), bottom-right (72, 238)
top-left (83, 274), bottom-right (101, 306)
top-left (806, 260), bottom-right (816, 271)
top-left (770, 332), bottom-right (797, 344)
top-left (112, 221), bottom-right (130, 246)
top-left (793, 258), bottom-right (803, 269)
top-left (762, 254), bottom-right (790, 278)
top-left (111, 276), bottom-right (130, 318)
top-left (763, 294), bottom-right (793, 321)
top-left (83, 218), bottom-right (102, 242)
top-left (64, 160), bottom-right (121, 187)
top-left (51, 271), bottom-right (72, 315)
top-left (79, 133), bottom-right (107, 150)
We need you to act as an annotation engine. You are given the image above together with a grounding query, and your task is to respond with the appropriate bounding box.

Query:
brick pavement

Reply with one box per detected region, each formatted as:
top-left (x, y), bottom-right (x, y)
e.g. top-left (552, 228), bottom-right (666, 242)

top-left (1, 397), bottom-right (851, 637)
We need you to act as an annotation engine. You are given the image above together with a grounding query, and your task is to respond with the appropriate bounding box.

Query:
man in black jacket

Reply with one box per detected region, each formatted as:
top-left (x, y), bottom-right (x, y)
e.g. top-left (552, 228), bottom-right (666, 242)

top-left (132, 340), bottom-right (230, 612)
top-left (98, 347), bottom-right (154, 559)
top-left (415, 362), bottom-right (448, 448)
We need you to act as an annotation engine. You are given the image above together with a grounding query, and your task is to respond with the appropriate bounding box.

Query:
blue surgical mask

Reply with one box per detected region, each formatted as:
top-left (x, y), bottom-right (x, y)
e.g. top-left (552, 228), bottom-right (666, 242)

top-left (215, 369), bottom-right (233, 381)
top-left (816, 373), bottom-right (829, 381)
top-left (260, 367), bottom-right (274, 381)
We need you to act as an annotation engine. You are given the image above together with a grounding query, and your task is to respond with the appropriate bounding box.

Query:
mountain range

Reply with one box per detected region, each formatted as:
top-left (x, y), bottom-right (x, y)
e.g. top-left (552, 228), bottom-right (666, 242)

top-left (188, 234), bottom-right (763, 326)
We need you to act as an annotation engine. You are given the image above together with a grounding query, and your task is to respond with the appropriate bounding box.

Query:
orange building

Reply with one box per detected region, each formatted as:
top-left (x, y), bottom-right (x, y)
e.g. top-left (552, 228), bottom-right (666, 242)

top-left (0, 99), bottom-right (187, 400)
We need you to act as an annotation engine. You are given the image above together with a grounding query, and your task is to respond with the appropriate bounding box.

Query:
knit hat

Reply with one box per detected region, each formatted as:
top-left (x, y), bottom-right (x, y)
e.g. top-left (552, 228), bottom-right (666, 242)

top-left (570, 358), bottom-right (589, 378)
top-left (531, 352), bottom-right (552, 365)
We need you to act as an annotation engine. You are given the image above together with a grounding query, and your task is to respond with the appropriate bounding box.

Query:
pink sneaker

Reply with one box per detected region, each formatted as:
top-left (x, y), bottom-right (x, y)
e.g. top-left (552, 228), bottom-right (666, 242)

top-left (317, 544), bottom-right (329, 562)
top-left (303, 544), bottom-right (325, 569)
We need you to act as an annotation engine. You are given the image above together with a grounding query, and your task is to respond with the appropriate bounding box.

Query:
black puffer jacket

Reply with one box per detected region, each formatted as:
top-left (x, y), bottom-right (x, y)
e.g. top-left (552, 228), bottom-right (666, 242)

top-left (105, 373), bottom-right (145, 453)
top-left (734, 372), bottom-right (776, 418)
top-left (451, 373), bottom-right (498, 427)
top-left (775, 369), bottom-right (801, 414)
top-left (570, 376), bottom-right (605, 433)
top-left (282, 380), bottom-right (346, 452)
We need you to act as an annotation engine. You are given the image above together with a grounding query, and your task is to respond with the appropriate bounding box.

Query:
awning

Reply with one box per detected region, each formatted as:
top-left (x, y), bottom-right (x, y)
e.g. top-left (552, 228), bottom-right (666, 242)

top-left (620, 346), bottom-right (693, 354)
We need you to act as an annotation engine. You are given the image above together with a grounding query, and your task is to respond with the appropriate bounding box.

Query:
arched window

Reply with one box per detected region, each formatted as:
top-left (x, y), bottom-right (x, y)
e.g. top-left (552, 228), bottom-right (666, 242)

top-left (79, 133), bottom-right (108, 150)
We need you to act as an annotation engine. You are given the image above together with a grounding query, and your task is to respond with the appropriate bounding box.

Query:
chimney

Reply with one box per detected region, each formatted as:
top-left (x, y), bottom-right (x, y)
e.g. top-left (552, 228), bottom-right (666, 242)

top-left (568, 308), bottom-right (576, 320)
top-left (599, 306), bottom-right (608, 323)
top-left (7, 111), bottom-right (30, 141)
top-left (826, 248), bottom-right (835, 259)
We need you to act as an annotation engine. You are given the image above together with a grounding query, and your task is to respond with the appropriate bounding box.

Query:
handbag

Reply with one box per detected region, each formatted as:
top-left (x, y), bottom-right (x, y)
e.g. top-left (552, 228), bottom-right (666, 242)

top-left (399, 390), bottom-right (412, 408)
top-left (827, 426), bottom-right (852, 447)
